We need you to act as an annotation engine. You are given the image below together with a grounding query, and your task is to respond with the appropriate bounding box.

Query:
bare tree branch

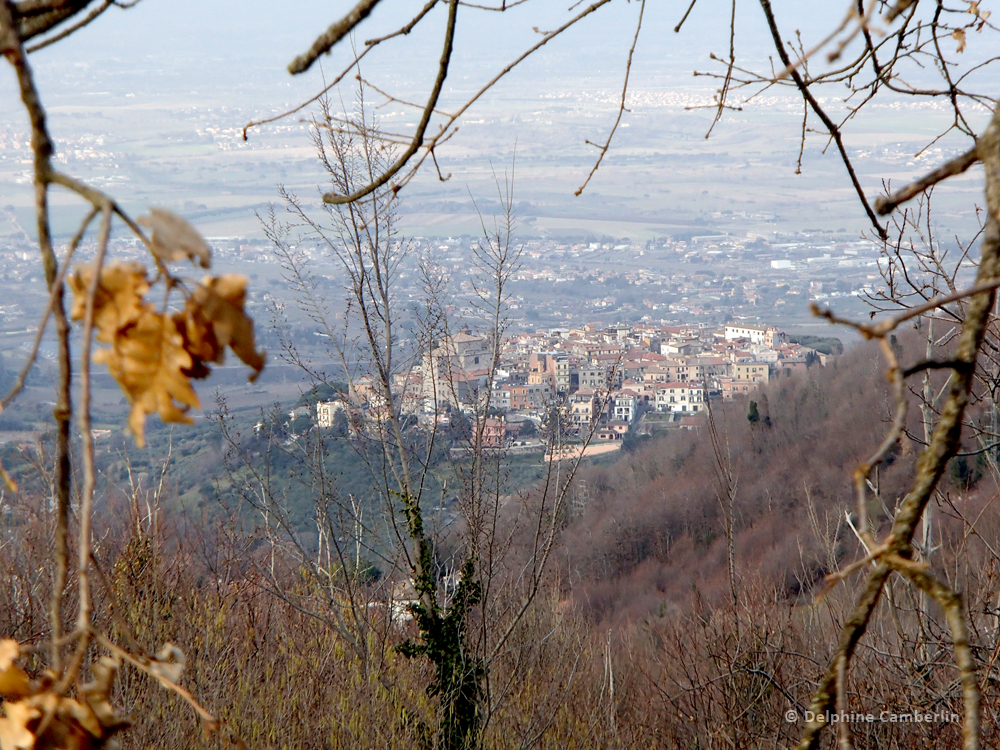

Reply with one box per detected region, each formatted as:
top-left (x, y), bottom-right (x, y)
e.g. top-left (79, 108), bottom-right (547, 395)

top-left (288, 0), bottom-right (385, 75)
top-left (322, 0), bottom-right (458, 205)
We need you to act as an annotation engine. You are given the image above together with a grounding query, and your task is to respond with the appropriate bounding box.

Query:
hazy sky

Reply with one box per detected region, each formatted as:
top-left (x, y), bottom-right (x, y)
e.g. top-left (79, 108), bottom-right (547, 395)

top-left (1, 1), bottom-right (989, 242)
top-left (8, 1), bottom-right (853, 105)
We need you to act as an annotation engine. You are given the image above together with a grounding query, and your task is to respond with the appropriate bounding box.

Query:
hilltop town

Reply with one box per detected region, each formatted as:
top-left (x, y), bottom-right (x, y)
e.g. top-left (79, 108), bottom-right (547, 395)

top-left (315, 320), bottom-right (831, 452)
top-left (0, 228), bottom-right (848, 450)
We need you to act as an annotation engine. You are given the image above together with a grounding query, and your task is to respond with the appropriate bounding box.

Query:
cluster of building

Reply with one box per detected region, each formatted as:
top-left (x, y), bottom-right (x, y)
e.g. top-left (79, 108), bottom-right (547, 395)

top-left (316, 321), bottom-right (825, 445)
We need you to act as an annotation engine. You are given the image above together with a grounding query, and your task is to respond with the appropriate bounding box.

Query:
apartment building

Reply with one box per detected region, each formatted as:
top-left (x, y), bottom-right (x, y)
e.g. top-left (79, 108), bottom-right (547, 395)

top-left (654, 383), bottom-right (705, 413)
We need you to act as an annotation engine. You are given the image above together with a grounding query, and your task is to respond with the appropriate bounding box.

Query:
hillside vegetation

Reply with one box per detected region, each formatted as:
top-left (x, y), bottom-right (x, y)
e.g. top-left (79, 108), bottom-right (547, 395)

top-left (7, 337), bottom-right (998, 748)
top-left (564, 339), bottom-right (917, 619)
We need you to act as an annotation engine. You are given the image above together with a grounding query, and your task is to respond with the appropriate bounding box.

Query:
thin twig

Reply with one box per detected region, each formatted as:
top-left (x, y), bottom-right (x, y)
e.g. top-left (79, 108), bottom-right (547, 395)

top-left (0, 206), bottom-right (96, 417)
top-left (24, 0), bottom-right (113, 53)
top-left (322, 0), bottom-right (458, 205)
top-left (759, 0), bottom-right (887, 238)
top-left (673, 0), bottom-right (698, 33)
top-left (574, 0), bottom-right (644, 196)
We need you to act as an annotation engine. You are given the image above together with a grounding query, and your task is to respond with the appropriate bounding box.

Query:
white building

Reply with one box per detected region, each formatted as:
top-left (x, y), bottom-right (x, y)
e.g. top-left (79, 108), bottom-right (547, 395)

top-left (724, 324), bottom-right (786, 348)
top-left (611, 390), bottom-right (640, 424)
top-left (316, 400), bottom-right (347, 428)
top-left (568, 389), bottom-right (597, 426)
top-left (654, 383), bottom-right (704, 414)
top-left (724, 324), bottom-right (768, 344)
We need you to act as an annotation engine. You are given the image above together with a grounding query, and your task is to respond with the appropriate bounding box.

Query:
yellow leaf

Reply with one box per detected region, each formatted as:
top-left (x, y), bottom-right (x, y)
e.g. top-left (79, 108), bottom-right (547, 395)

top-left (68, 262), bottom-right (149, 344)
top-left (951, 28), bottom-right (967, 52)
top-left (0, 641), bottom-right (29, 699)
top-left (95, 307), bottom-right (200, 447)
top-left (187, 275), bottom-right (266, 379)
top-left (0, 700), bottom-right (39, 750)
top-left (139, 208), bottom-right (212, 268)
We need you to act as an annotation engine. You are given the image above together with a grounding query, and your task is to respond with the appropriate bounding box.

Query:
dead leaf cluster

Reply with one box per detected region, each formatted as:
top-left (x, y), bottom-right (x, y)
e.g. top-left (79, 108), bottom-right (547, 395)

top-left (0, 640), bottom-right (128, 750)
top-left (69, 254), bottom-right (265, 447)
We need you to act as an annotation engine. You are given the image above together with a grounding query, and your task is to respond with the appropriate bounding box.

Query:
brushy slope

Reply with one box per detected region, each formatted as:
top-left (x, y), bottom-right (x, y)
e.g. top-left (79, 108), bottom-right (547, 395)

top-left (562, 340), bottom-right (924, 620)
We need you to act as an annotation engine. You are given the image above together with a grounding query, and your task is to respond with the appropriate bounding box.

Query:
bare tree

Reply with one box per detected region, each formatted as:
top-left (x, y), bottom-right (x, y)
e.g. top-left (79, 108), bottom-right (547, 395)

top-left (219, 90), bottom-right (615, 749)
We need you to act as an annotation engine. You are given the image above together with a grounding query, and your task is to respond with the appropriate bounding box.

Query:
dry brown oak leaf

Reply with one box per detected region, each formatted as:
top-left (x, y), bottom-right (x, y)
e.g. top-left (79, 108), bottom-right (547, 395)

top-left (70, 264), bottom-right (263, 445)
top-left (175, 275), bottom-right (266, 379)
top-left (0, 682), bottom-right (128, 749)
top-left (138, 208), bottom-right (212, 269)
top-left (69, 262), bottom-right (149, 343)
top-left (70, 263), bottom-right (199, 446)
top-left (97, 305), bottom-right (201, 447)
